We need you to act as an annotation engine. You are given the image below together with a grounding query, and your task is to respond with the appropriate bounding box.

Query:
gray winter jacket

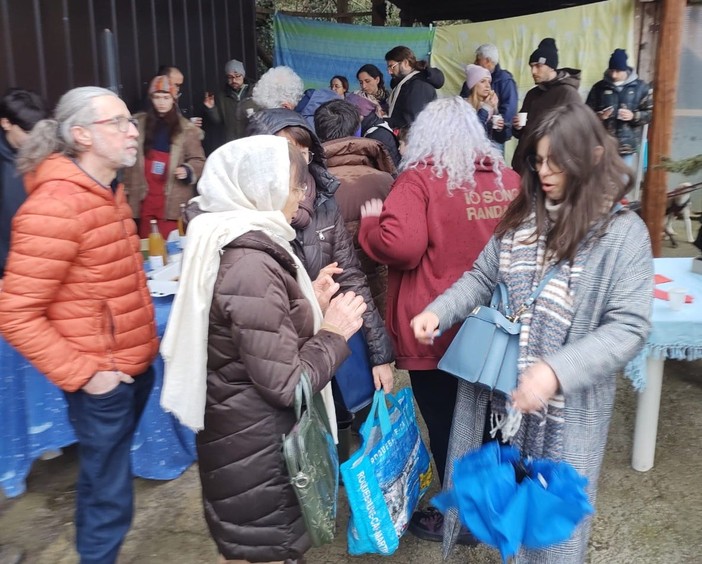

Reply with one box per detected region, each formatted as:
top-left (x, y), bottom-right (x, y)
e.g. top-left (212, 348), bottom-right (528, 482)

top-left (428, 209), bottom-right (653, 563)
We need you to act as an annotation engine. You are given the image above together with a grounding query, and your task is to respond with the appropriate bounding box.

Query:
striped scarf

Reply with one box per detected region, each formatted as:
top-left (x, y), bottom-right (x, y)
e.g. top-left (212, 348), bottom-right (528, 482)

top-left (491, 207), bottom-right (591, 460)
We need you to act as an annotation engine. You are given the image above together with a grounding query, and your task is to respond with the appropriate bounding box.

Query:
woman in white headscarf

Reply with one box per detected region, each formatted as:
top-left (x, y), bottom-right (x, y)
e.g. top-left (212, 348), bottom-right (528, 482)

top-left (160, 135), bottom-right (366, 564)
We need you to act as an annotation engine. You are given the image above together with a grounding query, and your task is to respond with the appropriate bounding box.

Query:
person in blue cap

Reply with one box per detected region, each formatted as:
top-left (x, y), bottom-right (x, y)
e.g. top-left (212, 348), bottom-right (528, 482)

top-left (586, 48), bottom-right (653, 169)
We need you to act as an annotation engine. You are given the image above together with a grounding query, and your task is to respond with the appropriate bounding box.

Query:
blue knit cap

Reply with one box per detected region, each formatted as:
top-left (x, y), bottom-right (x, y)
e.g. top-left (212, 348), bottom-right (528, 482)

top-left (608, 49), bottom-right (629, 71)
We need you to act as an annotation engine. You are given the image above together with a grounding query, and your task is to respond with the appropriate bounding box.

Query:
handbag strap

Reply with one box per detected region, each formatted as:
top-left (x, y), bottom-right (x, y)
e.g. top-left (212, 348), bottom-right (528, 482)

top-left (496, 203), bottom-right (623, 322)
top-left (293, 372), bottom-right (313, 420)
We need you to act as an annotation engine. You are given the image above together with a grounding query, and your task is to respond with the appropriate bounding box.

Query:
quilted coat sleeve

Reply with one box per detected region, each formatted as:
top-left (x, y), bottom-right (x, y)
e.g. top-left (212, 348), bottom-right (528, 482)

top-left (329, 208), bottom-right (395, 367)
top-left (0, 194), bottom-right (100, 389)
top-left (217, 252), bottom-right (350, 408)
top-left (180, 125), bottom-right (206, 184)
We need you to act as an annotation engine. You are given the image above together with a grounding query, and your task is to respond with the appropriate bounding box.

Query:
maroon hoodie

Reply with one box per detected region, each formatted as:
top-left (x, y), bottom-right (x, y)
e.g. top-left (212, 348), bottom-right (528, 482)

top-left (358, 159), bottom-right (520, 370)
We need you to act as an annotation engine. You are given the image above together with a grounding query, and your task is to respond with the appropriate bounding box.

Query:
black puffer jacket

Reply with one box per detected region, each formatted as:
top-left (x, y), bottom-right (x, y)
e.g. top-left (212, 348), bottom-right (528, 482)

top-left (586, 69), bottom-right (653, 155)
top-left (248, 109), bottom-right (395, 367)
top-left (387, 66), bottom-right (445, 130)
top-left (197, 230), bottom-right (349, 562)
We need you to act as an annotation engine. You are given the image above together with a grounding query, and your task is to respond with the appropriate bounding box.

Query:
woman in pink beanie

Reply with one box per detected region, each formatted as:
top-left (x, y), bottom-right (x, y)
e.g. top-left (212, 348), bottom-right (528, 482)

top-left (463, 64), bottom-right (507, 144)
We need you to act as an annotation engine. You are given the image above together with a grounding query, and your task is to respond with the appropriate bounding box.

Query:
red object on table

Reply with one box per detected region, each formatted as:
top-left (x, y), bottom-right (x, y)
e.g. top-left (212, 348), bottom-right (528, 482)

top-left (653, 288), bottom-right (694, 303)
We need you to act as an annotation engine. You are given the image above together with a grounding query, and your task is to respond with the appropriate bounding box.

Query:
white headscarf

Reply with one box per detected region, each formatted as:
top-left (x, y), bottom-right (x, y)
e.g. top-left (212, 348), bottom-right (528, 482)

top-left (160, 135), bottom-right (336, 437)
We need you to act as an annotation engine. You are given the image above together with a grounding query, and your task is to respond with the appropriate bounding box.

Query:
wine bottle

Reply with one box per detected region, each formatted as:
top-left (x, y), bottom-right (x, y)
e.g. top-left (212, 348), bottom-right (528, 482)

top-left (148, 219), bottom-right (167, 269)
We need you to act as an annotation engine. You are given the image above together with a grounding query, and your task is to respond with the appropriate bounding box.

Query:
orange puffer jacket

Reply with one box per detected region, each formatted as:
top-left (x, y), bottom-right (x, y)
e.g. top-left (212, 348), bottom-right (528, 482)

top-left (0, 154), bottom-right (159, 391)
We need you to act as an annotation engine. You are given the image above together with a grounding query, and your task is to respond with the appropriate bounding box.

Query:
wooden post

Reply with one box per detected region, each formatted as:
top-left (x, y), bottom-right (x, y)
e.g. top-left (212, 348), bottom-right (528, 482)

top-left (641, 0), bottom-right (686, 257)
top-left (337, 0), bottom-right (352, 23)
top-left (371, 0), bottom-right (387, 26)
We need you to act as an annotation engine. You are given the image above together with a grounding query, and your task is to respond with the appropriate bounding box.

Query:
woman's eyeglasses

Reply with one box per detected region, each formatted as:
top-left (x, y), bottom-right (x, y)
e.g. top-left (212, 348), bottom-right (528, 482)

top-left (91, 116), bottom-right (139, 132)
top-left (293, 184), bottom-right (308, 195)
top-left (300, 149), bottom-right (315, 165)
top-left (526, 154), bottom-right (564, 174)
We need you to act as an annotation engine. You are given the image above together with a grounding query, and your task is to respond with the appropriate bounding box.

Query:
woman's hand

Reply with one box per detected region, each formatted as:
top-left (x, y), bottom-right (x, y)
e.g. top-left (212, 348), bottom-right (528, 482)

top-left (321, 292), bottom-right (366, 341)
top-left (372, 363), bottom-right (394, 393)
top-left (82, 370), bottom-right (134, 395)
top-left (486, 90), bottom-right (499, 111)
top-left (313, 262), bottom-right (343, 312)
top-left (174, 166), bottom-right (188, 180)
top-left (203, 92), bottom-right (215, 109)
top-left (360, 198), bottom-right (383, 219)
top-left (511, 361), bottom-right (560, 413)
top-left (410, 311), bottom-right (440, 345)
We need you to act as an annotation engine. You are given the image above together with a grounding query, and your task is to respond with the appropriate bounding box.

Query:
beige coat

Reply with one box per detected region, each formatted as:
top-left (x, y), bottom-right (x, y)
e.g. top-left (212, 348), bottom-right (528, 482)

top-left (124, 113), bottom-right (205, 220)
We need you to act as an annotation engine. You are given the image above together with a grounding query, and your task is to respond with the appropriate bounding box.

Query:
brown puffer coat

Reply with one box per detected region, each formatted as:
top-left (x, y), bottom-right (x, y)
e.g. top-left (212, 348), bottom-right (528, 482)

top-left (123, 112), bottom-right (205, 220)
top-left (0, 155), bottom-right (159, 391)
top-left (197, 230), bottom-right (349, 562)
top-left (322, 136), bottom-right (396, 317)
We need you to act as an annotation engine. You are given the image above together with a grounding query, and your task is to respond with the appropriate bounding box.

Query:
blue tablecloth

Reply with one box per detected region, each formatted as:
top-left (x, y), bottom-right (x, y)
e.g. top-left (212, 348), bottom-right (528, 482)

top-left (0, 296), bottom-right (196, 498)
top-left (624, 257), bottom-right (702, 390)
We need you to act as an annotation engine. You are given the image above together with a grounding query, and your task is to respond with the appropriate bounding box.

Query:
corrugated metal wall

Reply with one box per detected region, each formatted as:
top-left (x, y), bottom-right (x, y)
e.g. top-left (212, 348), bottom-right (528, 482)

top-left (0, 0), bottom-right (257, 114)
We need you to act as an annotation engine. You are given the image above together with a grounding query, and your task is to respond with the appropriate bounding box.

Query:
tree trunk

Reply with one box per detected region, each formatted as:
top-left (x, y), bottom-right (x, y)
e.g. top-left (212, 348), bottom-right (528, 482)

top-left (371, 0), bottom-right (387, 26)
top-left (337, 0), bottom-right (352, 23)
top-left (641, 0), bottom-right (686, 257)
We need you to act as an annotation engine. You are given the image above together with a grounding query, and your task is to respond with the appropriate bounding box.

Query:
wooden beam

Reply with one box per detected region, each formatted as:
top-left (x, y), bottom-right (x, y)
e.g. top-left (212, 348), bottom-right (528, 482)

top-left (372, 0), bottom-right (387, 26)
top-left (337, 0), bottom-right (353, 24)
top-left (641, 0), bottom-right (686, 257)
top-left (255, 8), bottom-right (372, 19)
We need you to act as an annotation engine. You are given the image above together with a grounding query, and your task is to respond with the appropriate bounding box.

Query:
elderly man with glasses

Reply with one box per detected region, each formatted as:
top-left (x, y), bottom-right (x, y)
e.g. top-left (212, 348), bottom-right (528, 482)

top-left (0, 87), bottom-right (159, 564)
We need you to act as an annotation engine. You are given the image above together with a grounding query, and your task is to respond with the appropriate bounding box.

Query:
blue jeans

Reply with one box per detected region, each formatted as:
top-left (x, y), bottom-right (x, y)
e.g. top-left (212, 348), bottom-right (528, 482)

top-left (64, 368), bottom-right (154, 564)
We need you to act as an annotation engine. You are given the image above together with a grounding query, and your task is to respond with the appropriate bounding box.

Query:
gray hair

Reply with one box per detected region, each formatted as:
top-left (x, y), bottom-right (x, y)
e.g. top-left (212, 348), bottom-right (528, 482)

top-left (400, 96), bottom-right (504, 191)
top-left (17, 86), bottom-right (117, 173)
top-left (252, 66), bottom-right (304, 110)
top-left (475, 43), bottom-right (499, 65)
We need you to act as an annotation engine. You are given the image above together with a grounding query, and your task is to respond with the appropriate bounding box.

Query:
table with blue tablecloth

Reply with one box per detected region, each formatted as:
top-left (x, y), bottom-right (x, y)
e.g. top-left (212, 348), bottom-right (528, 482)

top-left (0, 296), bottom-right (196, 498)
top-left (624, 257), bottom-right (702, 472)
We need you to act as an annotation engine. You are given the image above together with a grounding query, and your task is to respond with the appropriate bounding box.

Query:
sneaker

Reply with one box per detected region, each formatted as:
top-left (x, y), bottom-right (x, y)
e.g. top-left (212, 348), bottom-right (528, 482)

top-left (408, 507), bottom-right (479, 546)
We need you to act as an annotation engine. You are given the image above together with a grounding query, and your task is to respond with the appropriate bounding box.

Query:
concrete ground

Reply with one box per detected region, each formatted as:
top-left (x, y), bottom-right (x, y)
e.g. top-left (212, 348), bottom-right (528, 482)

top-left (1, 221), bottom-right (701, 564)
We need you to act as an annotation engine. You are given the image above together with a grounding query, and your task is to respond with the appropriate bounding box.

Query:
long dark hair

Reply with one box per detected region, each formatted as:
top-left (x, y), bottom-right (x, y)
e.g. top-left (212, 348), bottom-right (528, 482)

top-left (143, 104), bottom-right (182, 153)
top-left (356, 64), bottom-right (387, 92)
top-left (496, 103), bottom-right (632, 263)
top-left (384, 46), bottom-right (428, 72)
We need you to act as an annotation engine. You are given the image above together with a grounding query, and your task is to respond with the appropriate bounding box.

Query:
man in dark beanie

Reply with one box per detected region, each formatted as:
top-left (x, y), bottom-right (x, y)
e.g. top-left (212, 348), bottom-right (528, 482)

top-left (586, 48), bottom-right (653, 169)
top-left (511, 37), bottom-right (584, 173)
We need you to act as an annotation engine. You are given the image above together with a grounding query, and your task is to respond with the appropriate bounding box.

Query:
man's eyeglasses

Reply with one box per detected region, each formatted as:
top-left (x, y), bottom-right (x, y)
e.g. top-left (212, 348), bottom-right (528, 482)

top-left (526, 154), bottom-right (564, 174)
top-left (91, 116), bottom-right (139, 132)
top-left (227, 73), bottom-right (244, 82)
top-left (387, 62), bottom-right (399, 72)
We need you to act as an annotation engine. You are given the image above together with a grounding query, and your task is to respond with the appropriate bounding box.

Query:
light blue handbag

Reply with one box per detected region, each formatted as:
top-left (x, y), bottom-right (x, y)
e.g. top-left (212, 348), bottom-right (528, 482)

top-left (438, 269), bottom-right (559, 395)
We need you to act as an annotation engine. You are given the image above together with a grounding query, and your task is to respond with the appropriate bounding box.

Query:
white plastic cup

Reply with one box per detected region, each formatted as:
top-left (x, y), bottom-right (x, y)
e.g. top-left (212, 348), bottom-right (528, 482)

top-left (491, 114), bottom-right (502, 129)
top-left (190, 117), bottom-right (202, 127)
top-left (668, 287), bottom-right (687, 311)
top-left (517, 112), bottom-right (528, 127)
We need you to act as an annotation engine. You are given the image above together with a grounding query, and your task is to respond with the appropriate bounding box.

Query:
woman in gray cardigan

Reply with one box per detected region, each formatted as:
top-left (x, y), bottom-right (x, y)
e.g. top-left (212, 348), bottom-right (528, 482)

top-left (411, 103), bottom-right (653, 563)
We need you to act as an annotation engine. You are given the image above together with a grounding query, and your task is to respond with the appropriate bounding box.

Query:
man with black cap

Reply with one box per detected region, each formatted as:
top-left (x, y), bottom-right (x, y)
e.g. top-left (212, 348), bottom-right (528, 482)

top-left (586, 48), bottom-right (653, 168)
top-left (511, 38), bottom-right (583, 173)
top-left (203, 58), bottom-right (257, 151)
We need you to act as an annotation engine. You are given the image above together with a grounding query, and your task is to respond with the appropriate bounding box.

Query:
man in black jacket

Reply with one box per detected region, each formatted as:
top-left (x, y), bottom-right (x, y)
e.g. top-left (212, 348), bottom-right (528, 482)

top-left (385, 45), bottom-right (444, 130)
top-left (0, 88), bottom-right (47, 278)
top-left (586, 49), bottom-right (653, 169)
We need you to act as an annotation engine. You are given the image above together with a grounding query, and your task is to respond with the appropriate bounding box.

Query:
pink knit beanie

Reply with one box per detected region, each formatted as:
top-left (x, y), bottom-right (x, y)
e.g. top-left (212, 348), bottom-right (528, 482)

top-left (465, 64), bottom-right (491, 91)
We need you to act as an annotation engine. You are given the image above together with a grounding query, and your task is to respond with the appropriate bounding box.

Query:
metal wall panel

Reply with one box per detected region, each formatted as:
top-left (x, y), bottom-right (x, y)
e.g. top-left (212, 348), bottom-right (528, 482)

top-left (0, 0), bottom-right (257, 113)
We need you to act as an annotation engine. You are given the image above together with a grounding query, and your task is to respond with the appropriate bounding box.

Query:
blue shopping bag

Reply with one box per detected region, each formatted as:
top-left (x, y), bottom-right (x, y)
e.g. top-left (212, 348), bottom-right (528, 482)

top-left (333, 330), bottom-right (375, 413)
top-left (341, 389), bottom-right (433, 555)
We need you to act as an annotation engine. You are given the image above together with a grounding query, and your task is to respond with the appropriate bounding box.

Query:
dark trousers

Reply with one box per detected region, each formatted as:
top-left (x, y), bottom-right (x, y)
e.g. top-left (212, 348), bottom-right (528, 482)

top-left (63, 368), bottom-right (154, 564)
top-left (409, 369), bottom-right (458, 487)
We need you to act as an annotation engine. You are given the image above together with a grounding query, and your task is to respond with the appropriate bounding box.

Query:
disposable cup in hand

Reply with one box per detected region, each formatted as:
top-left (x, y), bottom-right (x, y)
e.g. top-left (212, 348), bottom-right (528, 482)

top-left (491, 115), bottom-right (502, 129)
top-left (668, 287), bottom-right (687, 311)
top-left (517, 112), bottom-right (528, 127)
top-left (190, 117), bottom-right (202, 127)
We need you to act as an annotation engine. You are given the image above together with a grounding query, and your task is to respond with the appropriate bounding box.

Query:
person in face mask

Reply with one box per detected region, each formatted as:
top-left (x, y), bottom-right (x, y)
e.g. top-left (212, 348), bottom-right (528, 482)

top-left (384, 45), bottom-right (445, 131)
top-left (586, 48), bottom-right (653, 169)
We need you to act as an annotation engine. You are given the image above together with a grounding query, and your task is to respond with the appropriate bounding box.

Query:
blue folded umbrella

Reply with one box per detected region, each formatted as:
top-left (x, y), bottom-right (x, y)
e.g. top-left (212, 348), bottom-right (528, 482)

top-left (432, 442), bottom-right (594, 563)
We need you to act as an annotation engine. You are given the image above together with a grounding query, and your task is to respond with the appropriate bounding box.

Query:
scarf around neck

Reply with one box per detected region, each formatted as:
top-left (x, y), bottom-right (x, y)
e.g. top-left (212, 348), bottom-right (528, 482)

top-left (387, 70), bottom-right (419, 119)
top-left (160, 136), bottom-right (336, 438)
top-left (490, 210), bottom-right (588, 459)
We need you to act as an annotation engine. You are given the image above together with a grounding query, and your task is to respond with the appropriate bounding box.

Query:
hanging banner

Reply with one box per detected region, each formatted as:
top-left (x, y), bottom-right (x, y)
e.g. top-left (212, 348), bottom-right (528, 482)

top-left (432, 0), bottom-right (635, 103)
top-left (274, 13), bottom-right (435, 91)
